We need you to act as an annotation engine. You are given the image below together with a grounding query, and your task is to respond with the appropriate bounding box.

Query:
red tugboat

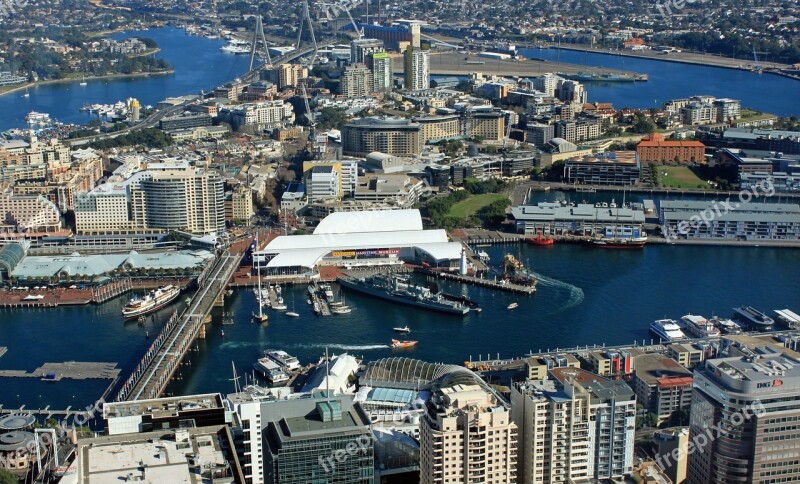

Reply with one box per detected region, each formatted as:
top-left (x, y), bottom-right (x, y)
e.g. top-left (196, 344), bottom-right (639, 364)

top-left (526, 234), bottom-right (554, 246)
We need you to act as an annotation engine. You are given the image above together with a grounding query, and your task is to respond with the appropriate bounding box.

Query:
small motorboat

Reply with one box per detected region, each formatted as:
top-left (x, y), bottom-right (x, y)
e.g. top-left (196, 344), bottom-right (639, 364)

top-left (393, 326), bottom-right (411, 333)
top-left (507, 302), bottom-right (519, 310)
top-left (286, 311), bottom-right (300, 317)
top-left (391, 339), bottom-right (418, 349)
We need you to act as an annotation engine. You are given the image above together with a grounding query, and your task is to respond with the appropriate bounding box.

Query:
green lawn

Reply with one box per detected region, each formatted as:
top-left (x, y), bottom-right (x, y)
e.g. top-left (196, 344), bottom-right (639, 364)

top-left (448, 193), bottom-right (507, 219)
top-left (659, 165), bottom-right (709, 189)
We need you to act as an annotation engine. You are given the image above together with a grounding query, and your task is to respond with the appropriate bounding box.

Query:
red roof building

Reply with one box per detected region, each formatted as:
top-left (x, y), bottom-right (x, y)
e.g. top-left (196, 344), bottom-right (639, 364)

top-left (636, 132), bottom-right (705, 164)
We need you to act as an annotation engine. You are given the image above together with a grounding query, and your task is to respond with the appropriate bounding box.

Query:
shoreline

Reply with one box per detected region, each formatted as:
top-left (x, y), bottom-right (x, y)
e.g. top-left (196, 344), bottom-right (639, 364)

top-left (541, 44), bottom-right (800, 81)
top-left (0, 70), bottom-right (175, 98)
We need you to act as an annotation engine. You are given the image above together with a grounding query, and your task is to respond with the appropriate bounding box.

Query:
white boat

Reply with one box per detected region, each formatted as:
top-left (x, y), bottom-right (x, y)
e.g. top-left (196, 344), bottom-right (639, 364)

top-left (680, 314), bottom-right (721, 338)
top-left (276, 285), bottom-right (282, 294)
top-left (264, 349), bottom-right (301, 371)
top-left (22, 294), bottom-right (45, 301)
top-left (332, 305), bottom-right (352, 314)
top-left (221, 43), bottom-right (250, 54)
top-left (710, 316), bottom-right (742, 334)
top-left (393, 326), bottom-right (411, 333)
top-left (25, 111), bottom-right (51, 126)
top-left (507, 302), bottom-right (519, 310)
top-left (650, 319), bottom-right (687, 342)
top-left (122, 285), bottom-right (181, 319)
top-left (253, 357), bottom-right (289, 384)
top-left (79, 76), bottom-right (87, 86)
top-left (286, 311), bottom-right (300, 317)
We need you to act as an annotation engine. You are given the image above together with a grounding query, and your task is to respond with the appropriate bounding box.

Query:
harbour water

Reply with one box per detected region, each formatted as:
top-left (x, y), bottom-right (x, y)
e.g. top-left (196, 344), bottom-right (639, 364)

top-left (0, 28), bottom-right (798, 131)
top-left (2, 236), bottom-right (799, 408)
top-left (517, 47), bottom-right (799, 117)
top-left (0, 26), bottom-right (250, 131)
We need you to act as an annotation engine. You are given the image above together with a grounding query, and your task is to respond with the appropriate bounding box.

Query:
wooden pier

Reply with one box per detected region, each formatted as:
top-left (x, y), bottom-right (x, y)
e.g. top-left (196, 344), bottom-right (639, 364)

top-left (0, 361), bottom-right (120, 380)
top-left (416, 268), bottom-right (536, 294)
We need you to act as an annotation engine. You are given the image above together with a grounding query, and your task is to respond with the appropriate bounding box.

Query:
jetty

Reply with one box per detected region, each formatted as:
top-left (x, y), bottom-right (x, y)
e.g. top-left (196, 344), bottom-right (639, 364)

top-left (416, 268), bottom-right (536, 294)
top-left (0, 361), bottom-right (120, 380)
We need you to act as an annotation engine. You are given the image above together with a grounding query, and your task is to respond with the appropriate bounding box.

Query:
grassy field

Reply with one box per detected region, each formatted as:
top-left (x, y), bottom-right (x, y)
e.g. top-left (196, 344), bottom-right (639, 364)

top-left (658, 165), bottom-right (709, 189)
top-left (448, 193), bottom-right (507, 218)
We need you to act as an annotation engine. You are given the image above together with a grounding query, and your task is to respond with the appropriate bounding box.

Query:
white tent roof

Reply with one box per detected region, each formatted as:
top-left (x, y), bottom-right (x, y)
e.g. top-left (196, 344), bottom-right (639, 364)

top-left (312, 209), bottom-right (423, 235)
top-left (263, 229), bottom-right (448, 252)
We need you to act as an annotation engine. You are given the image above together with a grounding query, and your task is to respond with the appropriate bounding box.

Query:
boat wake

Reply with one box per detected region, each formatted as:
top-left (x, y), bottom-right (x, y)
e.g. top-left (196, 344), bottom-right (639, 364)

top-left (531, 271), bottom-right (585, 312)
top-left (292, 343), bottom-right (391, 351)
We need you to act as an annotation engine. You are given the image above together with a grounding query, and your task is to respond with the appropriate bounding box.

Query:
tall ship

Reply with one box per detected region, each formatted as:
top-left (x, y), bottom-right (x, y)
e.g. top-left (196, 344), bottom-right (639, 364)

top-left (650, 319), bottom-right (687, 342)
top-left (122, 285), bottom-right (181, 319)
top-left (338, 274), bottom-right (469, 315)
top-left (732, 306), bottom-right (774, 332)
top-left (591, 224), bottom-right (647, 248)
top-left (501, 254), bottom-right (538, 288)
top-left (680, 314), bottom-right (721, 338)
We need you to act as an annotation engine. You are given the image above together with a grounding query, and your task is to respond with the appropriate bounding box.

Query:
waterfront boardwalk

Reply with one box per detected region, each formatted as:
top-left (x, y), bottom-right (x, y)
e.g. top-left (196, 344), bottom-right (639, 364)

top-left (119, 249), bottom-right (244, 401)
top-left (0, 361), bottom-right (120, 380)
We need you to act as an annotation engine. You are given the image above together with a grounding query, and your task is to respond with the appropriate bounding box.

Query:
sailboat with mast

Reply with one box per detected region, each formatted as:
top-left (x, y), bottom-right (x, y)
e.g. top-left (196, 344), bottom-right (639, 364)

top-left (286, 293), bottom-right (299, 317)
top-left (591, 191), bottom-right (647, 248)
top-left (252, 234), bottom-right (269, 323)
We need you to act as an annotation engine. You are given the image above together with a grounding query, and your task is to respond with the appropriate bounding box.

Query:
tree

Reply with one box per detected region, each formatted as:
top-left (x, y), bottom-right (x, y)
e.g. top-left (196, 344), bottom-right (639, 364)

top-left (0, 468), bottom-right (16, 484)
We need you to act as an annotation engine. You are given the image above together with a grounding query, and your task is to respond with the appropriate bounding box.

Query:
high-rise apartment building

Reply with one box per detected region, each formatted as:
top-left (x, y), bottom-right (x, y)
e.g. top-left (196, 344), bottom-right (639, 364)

top-left (341, 63), bottom-right (373, 98)
top-left (420, 383), bottom-right (517, 484)
top-left (350, 38), bottom-right (384, 64)
top-left (687, 352), bottom-right (800, 483)
top-left (370, 52), bottom-right (393, 92)
top-left (268, 63), bottom-right (308, 89)
top-left (405, 48), bottom-right (429, 91)
top-left (227, 393), bottom-right (374, 484)
top-left (342, 117), bottom-right (422, 157)
top-left (511, 367), bottom-right (636, 484)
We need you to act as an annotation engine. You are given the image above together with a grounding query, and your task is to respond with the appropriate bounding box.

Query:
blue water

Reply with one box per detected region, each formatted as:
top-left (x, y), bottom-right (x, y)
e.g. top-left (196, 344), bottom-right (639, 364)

top-left (518, 47), bottom-right (800, 116)
top-left (0, 26), bottom-right (250, 131)
top-left (167, 242), bottom-right (800, 397)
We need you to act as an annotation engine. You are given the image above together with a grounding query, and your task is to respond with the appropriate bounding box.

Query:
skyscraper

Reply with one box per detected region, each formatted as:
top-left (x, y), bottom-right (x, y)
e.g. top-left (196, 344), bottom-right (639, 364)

top-left (687, 352), bottom-right (800, 483)
top-left (511, 367), bottom-right (636, 484)
top-left (420, 383), bottom-right (517, 483)
top-left (404, 48), bottom-right (429, 91)
top-left (350, 38), bottom-right (384, 64)
top-left (370, 52), bottom-right (393, 92)
top-left (341, 63), bottom-right (373, 98)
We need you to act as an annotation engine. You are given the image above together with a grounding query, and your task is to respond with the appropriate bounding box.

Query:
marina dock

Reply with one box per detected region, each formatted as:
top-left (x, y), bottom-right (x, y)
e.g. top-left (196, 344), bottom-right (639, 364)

top-left (0, 361), bottom-right (120, 380)
top-left (416, 268), bottom-right (536, 294)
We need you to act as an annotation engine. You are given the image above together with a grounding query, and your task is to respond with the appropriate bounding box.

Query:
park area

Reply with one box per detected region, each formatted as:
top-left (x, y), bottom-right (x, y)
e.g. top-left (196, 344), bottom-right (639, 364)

top-left (658, 165), bottom-right (710, 189)
top-left (448, 193), bottom-right (508, 218)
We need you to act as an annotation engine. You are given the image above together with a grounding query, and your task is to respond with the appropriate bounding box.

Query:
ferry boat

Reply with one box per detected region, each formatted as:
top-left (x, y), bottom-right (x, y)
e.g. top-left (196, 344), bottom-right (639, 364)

top-left (338, 274), bottom-right (469, 315)
top-left (680, 314), bottom-right (721, 338)
top-left (650, 319), bottom-right (687, 342)
top-left (391, 339), bottom-right (418, 349)
top-left (25, 111), bottom-right (51, 127)
top-left (122, 285), bottom-right (181, 319)
top-left (263, 350), bottom-right (301, 371)
top-left (732, 306), bottom-right (774, 331)
top-left (710, 316), bottom-right (742, 335)
top-left (253, 357), bottom-right (290, 385)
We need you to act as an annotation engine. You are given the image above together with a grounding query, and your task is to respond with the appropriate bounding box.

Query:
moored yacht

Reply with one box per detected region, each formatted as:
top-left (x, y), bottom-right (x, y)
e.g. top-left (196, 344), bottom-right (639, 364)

top-left (680, 314), bottom-right (721, 338)
top-left (650, 319), bottom-right (687, 342)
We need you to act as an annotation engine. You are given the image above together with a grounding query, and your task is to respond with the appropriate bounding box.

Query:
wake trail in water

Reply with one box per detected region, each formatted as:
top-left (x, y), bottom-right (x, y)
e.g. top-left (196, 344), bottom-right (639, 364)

top-left (531, 271), bottom-right (585, 313)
